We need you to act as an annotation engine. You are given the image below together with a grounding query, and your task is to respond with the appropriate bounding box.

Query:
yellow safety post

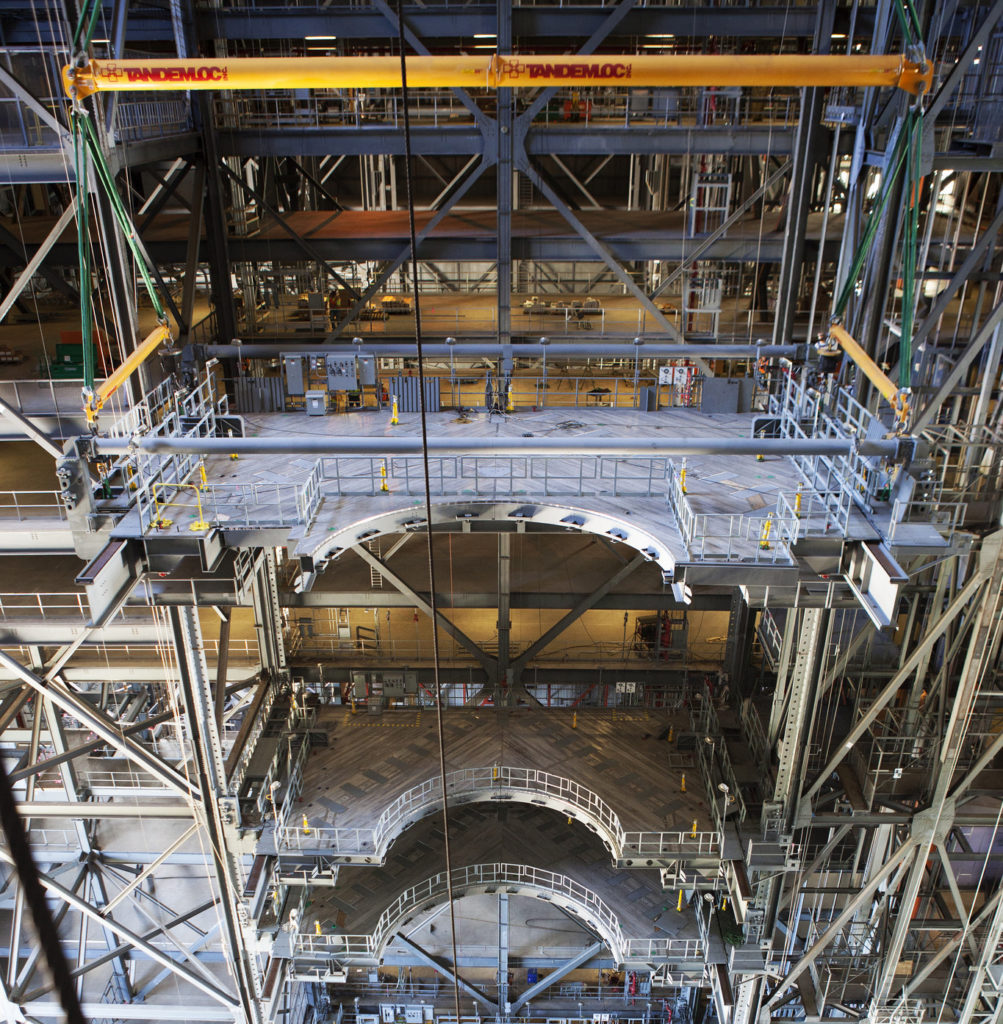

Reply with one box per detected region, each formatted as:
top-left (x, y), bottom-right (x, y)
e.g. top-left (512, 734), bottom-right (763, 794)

top-left (314, 920), bottom-right (322, 936)
top-left (756, 453), bottom-right (765, 462)
top-left (228, 428), bottom-right (239, 460)
top-left (492, 765), bottom-right (499, 780)
top-left (506, 384), bottom-right (514, 413)
top-left (302, 815), bottom-right (311, 836)
top-left (680, 773), bottom-right (686, 793)
top-left (759, 513), bottom-right (773, 550)
top-left (676, 890), bottom-right (684, 912)
top-left (83, 323), bottom-right (172, 424)
top-left (198, 459), bottom-right (207, 489)
top-left (794, 484), bottom-right (803, 519)
top-left (691, 819), bottom-right (698, 839)
top-left (721, 896), bottom-right (728, 912)
top-left (567, 816), bottom-right (573, 825)
top-left (667, 725), bottom-right (674, 743)
top-left (679, 458), bottom-right (687, 495)
top-left (350, 695), bottom-right (357, 716)
top-left (380, 460), bottom-right (389, 493)
top-left (829, 322), bottom-right (910, 426)
top-left (391, 395), bottom-right (399, 425)
top-left (63, 54), bottom-right (933, 100)
top-left (572, 711), bottom-right (577, 729)
top-left (189, 484), bottom-right (211, 533)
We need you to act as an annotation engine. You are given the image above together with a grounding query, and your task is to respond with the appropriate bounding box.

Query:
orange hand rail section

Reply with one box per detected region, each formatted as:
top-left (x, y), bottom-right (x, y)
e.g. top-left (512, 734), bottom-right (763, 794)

top-left (62, 53), bottom-right (933, 100)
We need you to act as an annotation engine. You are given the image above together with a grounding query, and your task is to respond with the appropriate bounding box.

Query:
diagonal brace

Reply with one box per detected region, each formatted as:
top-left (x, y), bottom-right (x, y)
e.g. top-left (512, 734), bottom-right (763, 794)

top-left (512, 554), bottom-right (646, 670)
top-left (510, 941), bottom-right (604, 1012)
top-left (352, 545), bottom-right (495, 672)
top-left (393, 934), bottom-right (497, 1012)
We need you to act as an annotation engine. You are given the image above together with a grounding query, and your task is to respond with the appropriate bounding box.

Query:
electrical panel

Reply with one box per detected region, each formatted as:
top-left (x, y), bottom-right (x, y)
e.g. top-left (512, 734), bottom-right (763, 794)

top-left (283, 356), bottom-right (304, 396)
top-left (358, 354), bottom-right (376, 386)
top-left (327, 356), bottom-right (358, 392)
top-left (382, 674), bottom-right (404, 697)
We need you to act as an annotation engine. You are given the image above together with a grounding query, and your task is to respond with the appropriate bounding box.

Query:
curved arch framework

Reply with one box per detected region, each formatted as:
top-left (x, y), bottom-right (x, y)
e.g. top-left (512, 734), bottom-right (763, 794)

top-left (290, 863), bottom-right (705, 970)
top-left (278, 766), bottom-right (721, 868)
top-left (300, 498), bottom-right (679, 580)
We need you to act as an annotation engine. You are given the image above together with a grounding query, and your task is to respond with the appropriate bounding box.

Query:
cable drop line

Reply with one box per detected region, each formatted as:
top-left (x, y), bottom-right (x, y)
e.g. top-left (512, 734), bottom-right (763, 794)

top-left (395, 5), bottom-right (463, 1023)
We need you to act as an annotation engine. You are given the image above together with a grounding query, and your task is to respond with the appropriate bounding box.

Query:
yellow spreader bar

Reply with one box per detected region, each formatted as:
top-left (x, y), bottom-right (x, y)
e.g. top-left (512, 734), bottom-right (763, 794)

top-left (828, 323), bottom-right (910, 426)
top-left (63, 54), bottom-right (932, 100)
top-left (85, 323), bottom-right (171, 424)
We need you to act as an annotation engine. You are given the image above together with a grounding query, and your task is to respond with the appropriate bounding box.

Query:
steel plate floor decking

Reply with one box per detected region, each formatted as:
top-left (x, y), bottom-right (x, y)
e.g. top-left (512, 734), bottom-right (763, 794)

top-left (294, 707), bottom-right (709, 836)
top-left (150, 407), bottom-right (878, 559)
top-left (306, 802), bottom-right (693, 945)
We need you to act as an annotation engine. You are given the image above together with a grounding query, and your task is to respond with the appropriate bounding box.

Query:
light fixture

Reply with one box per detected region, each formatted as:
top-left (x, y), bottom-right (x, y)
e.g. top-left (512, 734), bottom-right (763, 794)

top-left (717, 782), bottom-right (729, 794)
top-left (305, 35), bottom-right (338, 40)
top-left (473, 33), bottom-right (496, 38)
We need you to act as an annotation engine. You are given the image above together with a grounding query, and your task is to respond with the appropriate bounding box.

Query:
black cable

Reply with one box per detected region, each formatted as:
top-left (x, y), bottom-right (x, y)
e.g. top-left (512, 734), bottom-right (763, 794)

top-left (0, 747), bottom-right (86, 1024)
top-left (395, 5), bottom-right (463, 1023)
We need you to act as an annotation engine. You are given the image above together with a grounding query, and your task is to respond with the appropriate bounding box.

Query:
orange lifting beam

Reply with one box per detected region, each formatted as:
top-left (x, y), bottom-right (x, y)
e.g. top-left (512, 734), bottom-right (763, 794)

top-left (828, 322), bottom-right (910, 426)
top-left (63, 53), bottom-right (932, 100)
top-left (85, 323), bottom-right (172, 424)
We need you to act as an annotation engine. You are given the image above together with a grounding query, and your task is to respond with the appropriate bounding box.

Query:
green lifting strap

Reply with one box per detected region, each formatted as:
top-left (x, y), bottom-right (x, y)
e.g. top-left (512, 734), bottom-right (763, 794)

top-left (72, 114), bottom-right (95, 392)
top-left (78, 114), bottom-right (167, 323)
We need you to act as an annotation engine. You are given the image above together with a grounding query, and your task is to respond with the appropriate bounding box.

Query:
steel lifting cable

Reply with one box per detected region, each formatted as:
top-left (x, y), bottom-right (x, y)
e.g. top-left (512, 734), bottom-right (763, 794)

top-left (395, 4), bottom-right (463, 1022)
top-left (832, 0), bottom-right (926, 387)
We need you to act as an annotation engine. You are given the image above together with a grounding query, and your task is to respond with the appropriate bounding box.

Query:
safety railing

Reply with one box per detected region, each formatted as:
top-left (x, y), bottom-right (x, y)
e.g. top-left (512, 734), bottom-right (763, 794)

top-left (295, 862), bottom-right (628, 963)
top-left (0, 491), bottom-right (67, 521)
top-left (200, 472), bottom-right (321, 529)
top-left (21, 828), bottom-right (80, 850)
top-left (317, 454), bottom-right (673, 500)
top-left (622, 938), bottom-right (704, 961)
top-left (115, 98), bottom-right (192, 141)
top-left (667, 460), bottom-right (798, 565)
top-left (0, 592), bottom-right (156, 623)
top-left (211, 86), bottom-right (797, 133)
top-left (278, 765), bottom-right (722, 864)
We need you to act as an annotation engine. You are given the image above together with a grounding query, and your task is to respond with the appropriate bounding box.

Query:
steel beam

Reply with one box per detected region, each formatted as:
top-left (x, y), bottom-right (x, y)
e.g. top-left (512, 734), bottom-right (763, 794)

top-left (911, 297), bottom-right (1003, 432)
top-left (392, 934), bottom-right (498, 1012)
top-left (0, 650), bottom-right (199, 800)
top-left (0, 397), bottom-right (63, 459)
top-left (517, 158), bottom-right (700, 360)
top-left (94, 434), bottom-right (905, 459)
top-left (22, 1002), bottom-right (236, 1021)
top-left (205, 342), bottom-right (802, 360)
top-left (651, 160), bottom-right (792, 303)
top-left (169, 606), bottom-right (262, 1024)
top-left (511, 554), bottom-right (646, 671)
top-left (922, 0), bottom-right (1003, 128)
top-left (0, 850), bottom-right (238, 1009)
top-left (498, 891), bottom-right (510, 1013)
top-left (0, 66), bottom-right (69, 141)
top-left (510, 942), bottom-right (605, 1012)
top-left (763, 840), bottom-right (916, 1009)
top-left (352, 544), bottom-right (495, 673)
top-left (330, 157), bottom-right (489, 338)
top-left (799, 571), bottom-right (986, 808)
top-left (0, 205), bottom-right (76, 327)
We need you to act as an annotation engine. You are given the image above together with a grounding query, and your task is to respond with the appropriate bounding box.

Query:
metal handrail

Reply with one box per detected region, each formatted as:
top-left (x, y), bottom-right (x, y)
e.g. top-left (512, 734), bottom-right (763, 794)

top-left (278, 765), bottom-right (722, 862)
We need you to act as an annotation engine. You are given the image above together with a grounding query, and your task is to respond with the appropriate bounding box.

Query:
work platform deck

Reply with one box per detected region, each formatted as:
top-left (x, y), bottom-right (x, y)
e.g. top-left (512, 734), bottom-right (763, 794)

top-left (293, 707), bottom-right (704, 837)
top-left (134, 407), bottom-right (883, 571)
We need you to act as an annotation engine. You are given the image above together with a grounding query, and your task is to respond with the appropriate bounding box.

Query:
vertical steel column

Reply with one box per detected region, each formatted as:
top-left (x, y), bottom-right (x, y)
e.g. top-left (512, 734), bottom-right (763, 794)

top-left (497, 533), bottom-right (512, 705)
top-left (497, 0), bottom-right (513, 345)
top-left (737, 606), bottom-right (828, 1024)
top-left (251, 548), bottom-right (287, 677)
top-left (771, 1), bottom-right (834, 345)
top-left (169, 605), bottom-right (262, 1024)
top-left (498, 891), bottom-right (510, 1018)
